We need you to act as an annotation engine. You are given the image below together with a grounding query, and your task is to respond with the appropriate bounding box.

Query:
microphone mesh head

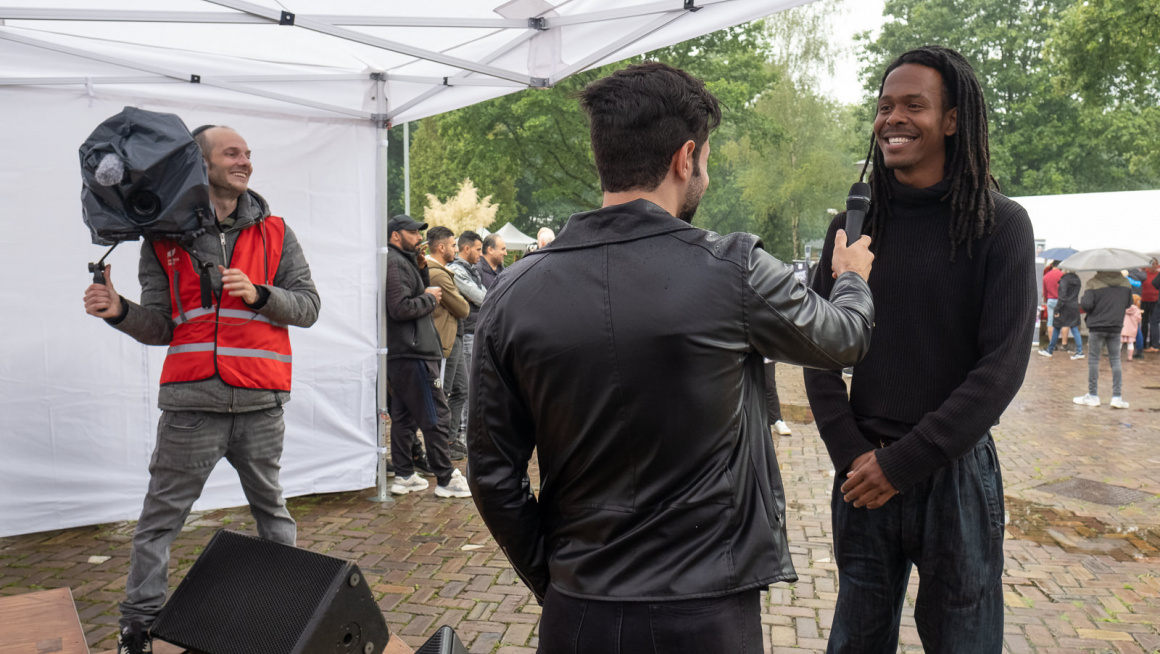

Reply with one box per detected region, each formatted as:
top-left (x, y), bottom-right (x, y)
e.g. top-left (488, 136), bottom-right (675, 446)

top-left (94, 152), bottom-right (125, 186)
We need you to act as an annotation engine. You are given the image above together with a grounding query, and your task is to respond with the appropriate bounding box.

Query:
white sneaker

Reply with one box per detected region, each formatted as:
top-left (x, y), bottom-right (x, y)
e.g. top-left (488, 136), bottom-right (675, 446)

top-left (1070, 353), bottom-right (1085, 360)
top-left (1037, 349), bottom-right (1052, 357)
top-left (1110, 397), bottom-right (1130, 409)
top-left (1073, 394), bottom-right (1100, 407)
top-left (390, 473), bottom-right (429, 495)
top-left (773, 420), bottom-right (792, 436)
top-left (435, 469), bottom-right (472, 498)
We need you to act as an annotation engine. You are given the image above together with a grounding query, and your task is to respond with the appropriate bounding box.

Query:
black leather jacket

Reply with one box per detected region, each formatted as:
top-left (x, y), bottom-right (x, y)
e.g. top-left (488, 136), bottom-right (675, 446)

top-left (385, 244), bottom-right (441, 360)
top-left (468, 200), bottom-right (874, 603)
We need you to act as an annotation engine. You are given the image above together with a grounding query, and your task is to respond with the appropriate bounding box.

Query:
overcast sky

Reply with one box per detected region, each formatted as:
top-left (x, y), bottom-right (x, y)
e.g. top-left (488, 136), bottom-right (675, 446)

top-left (817, 0), bottom-right (886, 107)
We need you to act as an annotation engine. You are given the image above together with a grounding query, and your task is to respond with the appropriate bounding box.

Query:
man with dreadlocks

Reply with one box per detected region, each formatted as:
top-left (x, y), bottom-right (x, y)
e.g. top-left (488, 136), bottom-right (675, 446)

top-left (804, 46), bottom-right (1035, 652)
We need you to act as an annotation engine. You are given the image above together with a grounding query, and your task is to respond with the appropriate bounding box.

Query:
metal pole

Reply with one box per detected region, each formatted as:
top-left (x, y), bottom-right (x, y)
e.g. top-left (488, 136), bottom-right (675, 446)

top-left (370, 75), bottom-right (394, 503)
top-left (403, 121), bottom-right (411, 216)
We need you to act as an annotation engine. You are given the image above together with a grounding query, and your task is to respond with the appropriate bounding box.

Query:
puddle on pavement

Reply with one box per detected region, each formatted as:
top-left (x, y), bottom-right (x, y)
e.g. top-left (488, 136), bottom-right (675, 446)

top-left (1005, 496), bottom-right (1160, 562)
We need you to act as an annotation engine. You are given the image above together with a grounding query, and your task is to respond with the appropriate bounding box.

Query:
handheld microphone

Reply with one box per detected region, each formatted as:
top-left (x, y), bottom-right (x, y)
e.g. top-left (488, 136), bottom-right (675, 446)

top-left (845, 182), bottom-right (871, 240)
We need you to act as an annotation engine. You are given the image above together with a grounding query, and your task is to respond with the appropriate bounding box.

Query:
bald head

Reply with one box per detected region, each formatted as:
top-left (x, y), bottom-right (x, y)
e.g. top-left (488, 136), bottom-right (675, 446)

top-left (193, 125), bottom-right (239, 159)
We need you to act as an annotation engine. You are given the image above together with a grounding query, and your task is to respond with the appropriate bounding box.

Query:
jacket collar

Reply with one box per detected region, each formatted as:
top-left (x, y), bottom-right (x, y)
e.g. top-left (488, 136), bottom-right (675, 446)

top-left (548, 199), bottom-right (698, 251)
top-left (221, 189), bottom-right (271, 232)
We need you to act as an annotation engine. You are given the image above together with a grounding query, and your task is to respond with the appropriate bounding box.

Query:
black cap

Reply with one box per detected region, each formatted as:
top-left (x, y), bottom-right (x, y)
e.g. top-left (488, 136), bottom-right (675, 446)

top-left (388, 215), bottom-right (427, 234)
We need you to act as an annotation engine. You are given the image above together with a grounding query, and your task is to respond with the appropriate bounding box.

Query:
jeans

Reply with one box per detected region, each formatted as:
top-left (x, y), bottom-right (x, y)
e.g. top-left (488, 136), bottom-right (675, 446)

top-left (538, 586), bottom-right (762, 654)
top-left (1045, 298), bottom-right (1058, 327)
top-left (444, 335), bottom-right (468, 447)
top-left (1087, 330), bottom-right (1122, 397)
top-left (456, 333), bottom-right (475, 446)
top-left (387, 358), bottom-right (455, 485)
top-left (120, 408), bottom-right (295, 629)
top-left (828, 435), bottom-right (1004, 654)
top-left (1046, 325), bottom-right (1082, 355)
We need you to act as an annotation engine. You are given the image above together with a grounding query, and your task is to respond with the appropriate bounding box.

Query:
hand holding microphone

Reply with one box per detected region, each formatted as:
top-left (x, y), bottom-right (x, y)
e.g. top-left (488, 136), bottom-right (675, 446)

top-left (832, 182), bottom-right (874, 282)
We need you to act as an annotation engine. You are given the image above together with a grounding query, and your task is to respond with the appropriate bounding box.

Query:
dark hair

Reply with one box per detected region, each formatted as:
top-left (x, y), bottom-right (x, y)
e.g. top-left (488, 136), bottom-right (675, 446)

top-left (578, 61), bottom-right (721, 193)
top-left (862, 46), bottom-right (997, 261)
top-left (458, 230), bottom-right (482, 249)
top-left (427, 226), bottom-right (455, 245)
top-left (482, 233), bottom-right (502, 254)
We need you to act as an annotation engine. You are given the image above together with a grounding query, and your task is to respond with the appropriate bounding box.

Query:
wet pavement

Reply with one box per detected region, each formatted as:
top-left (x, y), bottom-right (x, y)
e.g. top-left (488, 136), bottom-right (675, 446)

top-left (1, 348), bottom-right (1158, 653)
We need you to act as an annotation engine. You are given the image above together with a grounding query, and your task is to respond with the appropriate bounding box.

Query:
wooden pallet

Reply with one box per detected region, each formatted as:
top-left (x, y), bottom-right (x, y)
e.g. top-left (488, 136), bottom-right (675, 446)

top-left (0, 587), bottom-right (89, 654)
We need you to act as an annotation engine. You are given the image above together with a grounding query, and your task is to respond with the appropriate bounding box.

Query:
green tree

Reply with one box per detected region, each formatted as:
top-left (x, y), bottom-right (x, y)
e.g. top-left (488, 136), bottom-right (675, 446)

top-left (406, 21), bottom-right (780, 236)
top-left (859, 0), bottom-right (1159, 196)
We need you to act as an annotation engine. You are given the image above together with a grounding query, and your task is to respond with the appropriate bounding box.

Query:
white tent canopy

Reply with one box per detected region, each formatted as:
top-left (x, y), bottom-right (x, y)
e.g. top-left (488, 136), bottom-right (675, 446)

top-left (0, 0), bottom-right (811, 537)
top-left (494, 222), bottom-right (537, 251)
top-left (0, 0), bottom-right (810, 124)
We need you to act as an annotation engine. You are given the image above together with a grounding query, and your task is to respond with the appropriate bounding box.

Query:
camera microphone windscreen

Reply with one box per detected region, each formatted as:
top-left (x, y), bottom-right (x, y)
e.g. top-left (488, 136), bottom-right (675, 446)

top-left (845, 181), bottom-right (871, 240)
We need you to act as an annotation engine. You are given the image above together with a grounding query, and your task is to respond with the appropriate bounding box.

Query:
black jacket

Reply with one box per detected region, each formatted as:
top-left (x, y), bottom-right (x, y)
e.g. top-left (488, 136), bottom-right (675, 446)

top-left (386, 244), bottom-right (441, 360)
top-left (1054, 271), bottom-right (1082, 328)
top-left (467, 200), bottom-right (874, 603)
top-left (1081, 272), bottom-right (1132, 332)
top-left (478, 257), bottom-right (504, 289)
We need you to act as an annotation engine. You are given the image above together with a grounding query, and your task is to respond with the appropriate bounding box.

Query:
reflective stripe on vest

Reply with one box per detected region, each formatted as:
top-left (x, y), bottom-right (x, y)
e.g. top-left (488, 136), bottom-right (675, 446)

top-left (172, 306), bottom-right (279, 327)
top-left (152, 216), bottom-right (293, 391)
top-left (168, 342), bottom-right (293, 363)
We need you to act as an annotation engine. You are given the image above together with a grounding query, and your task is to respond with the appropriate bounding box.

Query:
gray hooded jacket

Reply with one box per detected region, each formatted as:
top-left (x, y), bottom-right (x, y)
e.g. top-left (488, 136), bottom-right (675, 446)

top-left (107, 189), bottom-right (320, 412)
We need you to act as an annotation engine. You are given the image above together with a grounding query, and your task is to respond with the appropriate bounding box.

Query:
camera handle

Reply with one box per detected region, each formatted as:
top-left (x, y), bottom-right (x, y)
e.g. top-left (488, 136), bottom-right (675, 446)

top-left (88, 242), bottom-right (120, 284)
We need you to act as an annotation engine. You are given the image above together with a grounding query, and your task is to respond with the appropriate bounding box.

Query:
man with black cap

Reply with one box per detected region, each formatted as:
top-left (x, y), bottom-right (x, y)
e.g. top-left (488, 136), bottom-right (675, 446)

top-left (385, 215), bottom-right (471, 498)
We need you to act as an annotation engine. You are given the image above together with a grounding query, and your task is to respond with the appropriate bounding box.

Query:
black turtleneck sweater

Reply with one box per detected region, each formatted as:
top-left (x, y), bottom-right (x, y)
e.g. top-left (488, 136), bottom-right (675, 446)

top-left (803, 177), bottom-right (1036, 492)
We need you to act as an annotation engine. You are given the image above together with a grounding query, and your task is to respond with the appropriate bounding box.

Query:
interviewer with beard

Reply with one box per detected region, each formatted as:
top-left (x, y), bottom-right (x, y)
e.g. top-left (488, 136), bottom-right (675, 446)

top-left (467, 62), bottom-right (876, 652)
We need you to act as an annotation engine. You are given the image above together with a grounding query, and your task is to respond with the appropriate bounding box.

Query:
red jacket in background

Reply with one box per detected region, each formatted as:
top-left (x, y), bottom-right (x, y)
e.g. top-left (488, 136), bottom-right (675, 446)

top-left (1043, 268), bottom-right (1063, 300)
top-left (1143, 268), bottom-right (1159, 303)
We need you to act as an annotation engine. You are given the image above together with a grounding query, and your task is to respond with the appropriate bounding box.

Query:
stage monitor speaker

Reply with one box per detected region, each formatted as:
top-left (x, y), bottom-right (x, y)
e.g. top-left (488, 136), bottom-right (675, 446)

top-left (152, 529), bottom-right (389, 654)
top-left (415, 626), bottom-right (467, 654)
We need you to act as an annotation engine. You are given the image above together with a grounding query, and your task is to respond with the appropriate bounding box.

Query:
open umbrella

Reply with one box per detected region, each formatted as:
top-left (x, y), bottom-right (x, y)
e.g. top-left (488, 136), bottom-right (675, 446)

top-left (1059, 248), bottom-right (1153, 272)
top-left (1039, 247), bottom-right (1078, 260)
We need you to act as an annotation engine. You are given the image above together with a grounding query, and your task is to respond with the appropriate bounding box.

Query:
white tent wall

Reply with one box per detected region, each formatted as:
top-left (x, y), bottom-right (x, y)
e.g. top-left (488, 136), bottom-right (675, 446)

top-left (0, 86), bottom-right (379, 537)
top-left (1013, 190), bottom-right (1160, 253)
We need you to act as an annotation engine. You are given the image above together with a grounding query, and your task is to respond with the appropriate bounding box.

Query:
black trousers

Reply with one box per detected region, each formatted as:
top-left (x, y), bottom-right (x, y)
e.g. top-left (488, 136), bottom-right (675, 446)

top-left (538, 586), bottom-right (762, 654)
top-left (763, 361), bottom-right (782, 423)
top-left (386, 358), bottom-right (454, 486)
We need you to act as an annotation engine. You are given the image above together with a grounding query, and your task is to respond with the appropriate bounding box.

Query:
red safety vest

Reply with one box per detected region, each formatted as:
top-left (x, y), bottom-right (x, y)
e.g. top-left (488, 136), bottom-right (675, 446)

top-left (152, 216), bottom-right (293, 391)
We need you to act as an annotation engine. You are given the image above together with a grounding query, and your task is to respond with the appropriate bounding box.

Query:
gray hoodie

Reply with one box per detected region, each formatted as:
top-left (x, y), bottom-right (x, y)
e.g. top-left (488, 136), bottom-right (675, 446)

top-left (107, 189), bottom-right (320, 412)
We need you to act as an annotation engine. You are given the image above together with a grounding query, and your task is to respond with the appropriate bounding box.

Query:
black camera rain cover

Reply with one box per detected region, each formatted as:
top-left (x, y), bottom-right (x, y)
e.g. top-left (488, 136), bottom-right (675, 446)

top-left (79, 106), bottom-right (214, 245)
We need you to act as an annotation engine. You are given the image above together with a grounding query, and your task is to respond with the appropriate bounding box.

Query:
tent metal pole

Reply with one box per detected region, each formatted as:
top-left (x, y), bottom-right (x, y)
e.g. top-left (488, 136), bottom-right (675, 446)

top-left (369, 74), bottom-right (394, 504)
top-left (403, 122), bottom-right (410, 216)
top-left (203, 0), bottom-right (536, 86)
top-left (549, 10), bottom-right (690, 84)
top-left (0, 28), bottom-right (372, 119)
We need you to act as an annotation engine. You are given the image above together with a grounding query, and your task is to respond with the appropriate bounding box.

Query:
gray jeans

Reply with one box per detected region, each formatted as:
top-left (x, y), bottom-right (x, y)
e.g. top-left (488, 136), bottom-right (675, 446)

top-left (120, 407), bottom-right (295, 629)
top-left (1087, 330), bottom-right (1123, 397)
top-left (449, 333), bottom-right (474, 447)
top-left (444, 335), bottom-right (468, 448)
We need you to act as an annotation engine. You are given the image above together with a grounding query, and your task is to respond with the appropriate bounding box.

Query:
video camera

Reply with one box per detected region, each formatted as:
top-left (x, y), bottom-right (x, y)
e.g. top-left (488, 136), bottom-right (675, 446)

top-left (79, 107), bottom-right (214, 281)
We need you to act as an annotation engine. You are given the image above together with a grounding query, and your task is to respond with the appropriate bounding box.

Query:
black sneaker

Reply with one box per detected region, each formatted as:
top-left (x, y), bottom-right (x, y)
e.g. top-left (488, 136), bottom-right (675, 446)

top-left (117, 622), bottom-right (153, 654)
top-left (449, 442), bottom-right (467, 461)
top-left (413, 455), bottom-right (434, 476)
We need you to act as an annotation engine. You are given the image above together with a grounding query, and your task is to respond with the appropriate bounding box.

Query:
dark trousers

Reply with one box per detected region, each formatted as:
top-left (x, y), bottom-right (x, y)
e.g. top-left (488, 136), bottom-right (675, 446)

top-left (1143, 301), bottom-right (1157, 348)
top-left (387, 358), bottom-right (455, 486)
top-left (538, 586), bottom-right (762, 654)
top-left (828, 435), bottom-right (1005, 654)
top-left (763, 361), bottom-right (782, 423)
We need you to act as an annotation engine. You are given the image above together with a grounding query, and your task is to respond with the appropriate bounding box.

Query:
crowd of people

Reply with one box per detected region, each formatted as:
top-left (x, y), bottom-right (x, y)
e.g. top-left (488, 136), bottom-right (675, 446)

top-left (1039, 257), bottom-right (1160, 409)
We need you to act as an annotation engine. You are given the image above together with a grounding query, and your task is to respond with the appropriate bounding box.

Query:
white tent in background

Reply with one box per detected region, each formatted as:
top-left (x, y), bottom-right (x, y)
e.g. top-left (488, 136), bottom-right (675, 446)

top-left (0, 0), bottom-right (814, 537)
top-left (1013, 189), bottom-right (1160, 253)
top-left (494, 222), bottom-right (537, 252)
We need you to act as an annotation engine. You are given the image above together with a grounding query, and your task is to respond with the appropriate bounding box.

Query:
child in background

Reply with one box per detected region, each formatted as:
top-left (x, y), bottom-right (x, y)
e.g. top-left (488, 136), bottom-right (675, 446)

top-left (1124, 295), bottom-right (1142, 361)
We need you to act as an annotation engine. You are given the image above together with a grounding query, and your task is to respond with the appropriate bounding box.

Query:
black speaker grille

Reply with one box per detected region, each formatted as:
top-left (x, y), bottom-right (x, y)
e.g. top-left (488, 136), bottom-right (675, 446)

top-left (153, 530), bottom-right (349, 654)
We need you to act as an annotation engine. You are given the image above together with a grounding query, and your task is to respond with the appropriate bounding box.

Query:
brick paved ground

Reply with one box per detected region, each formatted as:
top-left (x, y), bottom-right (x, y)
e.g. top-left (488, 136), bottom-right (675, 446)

top-left (2, 349), bottom-right (1158, 653)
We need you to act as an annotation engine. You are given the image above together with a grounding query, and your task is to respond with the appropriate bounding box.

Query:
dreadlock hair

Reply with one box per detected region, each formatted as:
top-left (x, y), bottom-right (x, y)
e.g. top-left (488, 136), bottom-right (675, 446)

top-left (862, 46), bottom-right (998, 261)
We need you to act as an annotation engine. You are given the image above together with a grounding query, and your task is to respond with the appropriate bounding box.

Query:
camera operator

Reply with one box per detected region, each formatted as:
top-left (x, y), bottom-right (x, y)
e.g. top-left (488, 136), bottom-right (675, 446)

top-left (82, 125), bottom-right (320, 654)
